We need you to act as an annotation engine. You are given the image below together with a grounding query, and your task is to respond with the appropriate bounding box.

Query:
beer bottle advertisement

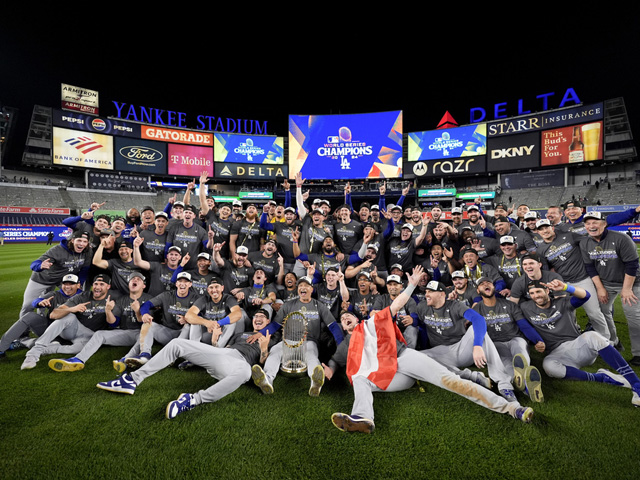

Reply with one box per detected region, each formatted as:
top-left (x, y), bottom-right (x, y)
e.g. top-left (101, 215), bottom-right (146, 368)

top-left (541, 121), bottom-right (603, 166)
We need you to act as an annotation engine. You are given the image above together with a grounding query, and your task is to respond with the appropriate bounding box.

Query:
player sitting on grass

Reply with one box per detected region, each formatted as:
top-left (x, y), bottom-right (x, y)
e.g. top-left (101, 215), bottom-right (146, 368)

top-left (520, 279), bottom-right (640, 407)
top-left (326, 265), bottom-right (535, 434)
top-left (96, 308), bottom-right (280, 419)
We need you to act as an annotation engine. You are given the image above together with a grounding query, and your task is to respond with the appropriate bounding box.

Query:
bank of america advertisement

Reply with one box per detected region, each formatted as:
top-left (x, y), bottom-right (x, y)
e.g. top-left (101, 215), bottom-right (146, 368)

top-left (288, 111), bottom-right (403, 180)
top-left (408, 124), bottom-right (486, 161)
top-left (52, 127), bottom-right (114, 170)
top-left (214, 133), bottom-right (284, 164)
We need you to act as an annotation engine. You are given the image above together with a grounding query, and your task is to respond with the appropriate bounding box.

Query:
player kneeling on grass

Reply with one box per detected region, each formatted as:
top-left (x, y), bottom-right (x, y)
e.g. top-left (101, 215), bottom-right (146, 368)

top-left (96, 308), bottom-right (280, 419)
top-left (48, 272), bottom-right (152, 372)
top-left (326, 265), bottom-right (534, 434)
top-left (520, 279), bottom-right (640, 407)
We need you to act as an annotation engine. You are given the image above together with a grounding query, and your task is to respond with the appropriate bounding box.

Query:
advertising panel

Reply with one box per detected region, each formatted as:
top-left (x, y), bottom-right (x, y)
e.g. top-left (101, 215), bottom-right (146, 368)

top-left (408, 124), bottom-right (486, 161)
top-left (0, 225), bottom-right (71, 243)
top-left (238, 191), bottom-right (274, 200)
top-left (487, 114), bottom-right (543, 138)
top-left (214, 133), bottom-right (284, 164)
top-left (408, 156), bottom-right (486, 179)
top-left (541, 121), bottom-right (604, 166)
top-left (418, 188), bottom-right (457, 198)
top-left (215, 162), bottom-right (288, 181)
top-left (142, 126), bottom-right (214, 146)
top-left (0, 206), bottom-right (70, 215)
top-left (501, 169), bottom-right (565, 189)
top-left (288, 111), bottom-right (403, 180)
top-left (114, 137), bottom-right (167, 175)
top-left (541, 102), bottom-right (604, 129)
top-left (53, 109), bottom-right (139, 137)
top-left (167, 144), bottom-right (214, 177)
top-left (61, 83), bottom-right (99, 115)
top-left (486, 131), bottom-right (540, 172)
top-left (53, 127), bottom-right (114, 170)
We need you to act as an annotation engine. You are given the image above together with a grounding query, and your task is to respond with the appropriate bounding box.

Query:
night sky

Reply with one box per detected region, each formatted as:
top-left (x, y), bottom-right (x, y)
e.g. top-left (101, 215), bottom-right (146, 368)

top-left (2, 8), bottom-right (639, 169)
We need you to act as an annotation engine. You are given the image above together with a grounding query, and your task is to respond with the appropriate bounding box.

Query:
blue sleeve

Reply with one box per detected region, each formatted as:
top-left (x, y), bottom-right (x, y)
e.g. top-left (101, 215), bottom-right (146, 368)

top-left (346, 193), bottom-right (353, 211)
top-left (77, 265), bottom-right (90, 287)
top-left (285, 190), bottom-right (291, 208)
top-left (584, 262), bottom-right (598, 278)
top-left (31, 297), bottom-right (46, 308)
top-left (432, 268), bottom-right (441, 281)
top-left (396, 194), bottom-right (405, 207)
top-left (483, 228), bottom-right (496, 238)
top-left (327, 321), bottom-right (344, 345)
top-left (494, 279), bottom-right (507, 292)
top-left (170, 266), bottom-right (184, 284)
top-left (606, 207), bottom-right (637, 227)
top-left (164, 242), bottom-right (172, 256)
top-left (62, 215), bottom-right (84, 229)
top-left (516, 319), bottom-right (544, 344)
top-left (164, 201), bottom-right (172, 216)
top-left (109, 317), bottom-right (121, 328)
top-left (260, 212), bottom-right (274, 232)
top-left (348, 252), bottom-right (362, 264)
top-left (410, 312), bottom-right (419, 327)
top-left (259, 321), bottom-right (282, 336)
top-left (140, 301), bottom-right (154, 316)
top-left (463, 308), bottom-right (487, 347)
top-left (570, 288), bottom-right (590, 309)
top-left (383, 218), bottom-right (394, 239)
top-left (624, 260), bottom-right (639, 277)
top-left (31, 259), bottom-right (43, 272)
top-left (296, 253), bottom-right (309, 262)
top-left (379, 194), bottom-right (386, 211)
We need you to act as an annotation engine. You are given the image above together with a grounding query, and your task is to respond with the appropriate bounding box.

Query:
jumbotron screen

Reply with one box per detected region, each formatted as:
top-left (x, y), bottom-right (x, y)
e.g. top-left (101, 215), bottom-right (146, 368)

top-left (214, 133), bottom-right (284, 164)
top-left (288, 111), bottom-right (403, 180)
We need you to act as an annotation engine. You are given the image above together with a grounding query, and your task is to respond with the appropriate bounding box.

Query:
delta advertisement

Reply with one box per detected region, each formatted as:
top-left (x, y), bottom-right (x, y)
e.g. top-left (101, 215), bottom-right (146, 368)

top-left (214, 133), bottom-right (284, 164)
top-left (52, 127), bottom-right (114, 170)
top-left (288, 111), bottom-right (403, 180)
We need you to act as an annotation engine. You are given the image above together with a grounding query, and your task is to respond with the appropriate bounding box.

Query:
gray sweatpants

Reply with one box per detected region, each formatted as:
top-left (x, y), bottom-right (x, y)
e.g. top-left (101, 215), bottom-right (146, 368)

top-left (130, 338), bottom-right (251, 405)
top-left (0, 312), bottom-right (49, 352)
top-left (599, 283), bottom-right (640, 355)
top-left (263, 340), bottom-right (320, 383)
top-left (422, 327), bottom-right (515, 392)
top-left (75, 329), bottom-right (139, 363)
top-left (25, 313), bottom-right (95, 361)
top-left (351, 348), bottom-right (520, 421)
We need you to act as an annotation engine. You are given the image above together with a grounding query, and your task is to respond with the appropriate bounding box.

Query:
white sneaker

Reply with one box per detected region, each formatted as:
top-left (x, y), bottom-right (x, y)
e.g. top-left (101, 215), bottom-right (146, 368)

top-left (632, 392), bottom-right (640, 408)
top-left (251, 365), bottom-right (273, 395)
top-left (597, 368), bottom-right (631, 388)
top-left (21, 357), bottom-right (38, 370)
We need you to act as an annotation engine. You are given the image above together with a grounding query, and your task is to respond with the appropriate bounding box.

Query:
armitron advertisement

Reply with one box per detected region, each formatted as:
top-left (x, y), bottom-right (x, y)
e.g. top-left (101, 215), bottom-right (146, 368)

top-left (288, 111), bottom-right (403, 180)
top-left (214, 133), bottom-right (284, 164)
top-left (53, 127), bottom-right (114, 170)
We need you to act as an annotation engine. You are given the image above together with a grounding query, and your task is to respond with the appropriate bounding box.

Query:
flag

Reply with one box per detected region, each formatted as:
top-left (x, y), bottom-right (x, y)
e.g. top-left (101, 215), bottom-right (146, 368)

top-left (346, 307), bottom-right (406, 390)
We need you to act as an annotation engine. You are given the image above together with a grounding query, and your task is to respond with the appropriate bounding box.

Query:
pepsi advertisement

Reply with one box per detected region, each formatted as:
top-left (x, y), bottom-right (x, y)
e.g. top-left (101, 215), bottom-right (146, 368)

top-left (214, 133), bottom-right (284, 164)
top-left (288, 111), bottom-right (403, 180)
top-left (408, 124), bottom-right (486, 161)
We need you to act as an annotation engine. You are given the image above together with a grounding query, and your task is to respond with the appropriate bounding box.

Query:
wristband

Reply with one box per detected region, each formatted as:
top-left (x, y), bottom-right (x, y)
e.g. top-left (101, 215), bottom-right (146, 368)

top-left (563, 284), bottom-right (576, 294)
top-left (218, 316), bottom-right (231, 326)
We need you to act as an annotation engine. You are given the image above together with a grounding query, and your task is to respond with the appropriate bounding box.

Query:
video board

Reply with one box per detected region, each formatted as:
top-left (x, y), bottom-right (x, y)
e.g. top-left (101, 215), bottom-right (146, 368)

top-left (288, 110), bottom-right (403, 180)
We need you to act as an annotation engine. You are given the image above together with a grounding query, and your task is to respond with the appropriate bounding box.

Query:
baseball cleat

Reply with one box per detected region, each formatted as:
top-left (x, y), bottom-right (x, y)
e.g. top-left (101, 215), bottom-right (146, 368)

top-left (632, 392), bottom-right (640, 408)
top-left (113, 358), bottom-right (127, 374)
top-left (251, 365), bottom-right (273, 394)
top-left (515, 406), bottom-right (534, 423)
top-left (178, 360), bottom-right (194, 370)
top-left (125, 353), bottom-right (151, 369)
top-left (525, 366), bottom-right (544, 403)
top-left (309, 364), bottom-right (325, 397)
top-left (597, 368), bottom-right (631, 388)
top-left (96, 373), bottom-right (137, 395)
top-left (166, 393), bottom-right (195, 419)
top-left (331, 413), bottom-right (375, 433)
top-left (500, 389), bottom-right (518, 402)
top-left (512, 353), bottom-right (528, 391)
top-left (473, 371), bottom-right (492, 390)
top-left (21, 356), bottom-right (38, 370)
top-left (48, 357), bottom-right (85, 372)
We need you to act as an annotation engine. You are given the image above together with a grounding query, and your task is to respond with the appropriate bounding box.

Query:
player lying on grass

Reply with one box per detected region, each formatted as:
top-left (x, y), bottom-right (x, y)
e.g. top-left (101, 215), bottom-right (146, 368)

top-left (325, 265), bottom-right (535, 434)
top-left (95, 308), bottom-right (280, 419)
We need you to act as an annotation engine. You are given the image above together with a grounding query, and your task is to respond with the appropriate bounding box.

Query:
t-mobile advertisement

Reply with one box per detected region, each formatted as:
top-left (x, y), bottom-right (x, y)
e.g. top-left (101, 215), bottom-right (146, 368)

top-left (167, 144), bottom-right (214, 177)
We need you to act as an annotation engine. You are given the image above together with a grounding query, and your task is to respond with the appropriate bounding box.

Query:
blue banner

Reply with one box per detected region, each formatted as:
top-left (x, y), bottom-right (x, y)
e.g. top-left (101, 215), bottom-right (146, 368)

top-left (0, 225), bottom-right (70, 243)
top-left (214, 133), bottom-right (284, 164)
top-left (408, 124), bottom-right (486, 161)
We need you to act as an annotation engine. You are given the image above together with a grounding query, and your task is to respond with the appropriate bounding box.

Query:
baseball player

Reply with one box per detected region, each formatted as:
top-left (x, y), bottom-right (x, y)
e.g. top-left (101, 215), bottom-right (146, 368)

top-left (47, 272), bottom-right (152, 372)
top-left (326, 266), bottom-right (534, 434)
top-left (520, 279), bottom-right (640, 407)
top-left (96, 308), bottom-right (281, 419)
top-left (416, 279), bottom-right (518, 402)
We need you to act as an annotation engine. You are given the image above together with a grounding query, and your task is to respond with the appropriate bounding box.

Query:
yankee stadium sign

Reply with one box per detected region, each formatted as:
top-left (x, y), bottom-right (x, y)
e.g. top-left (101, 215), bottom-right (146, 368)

top-left (112, 101), bottom-right (269, 135)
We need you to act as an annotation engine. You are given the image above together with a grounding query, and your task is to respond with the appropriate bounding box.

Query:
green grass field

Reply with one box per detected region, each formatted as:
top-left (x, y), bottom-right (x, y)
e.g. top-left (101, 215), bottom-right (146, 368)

top-left (1, 243), bottom-right (639, 479)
